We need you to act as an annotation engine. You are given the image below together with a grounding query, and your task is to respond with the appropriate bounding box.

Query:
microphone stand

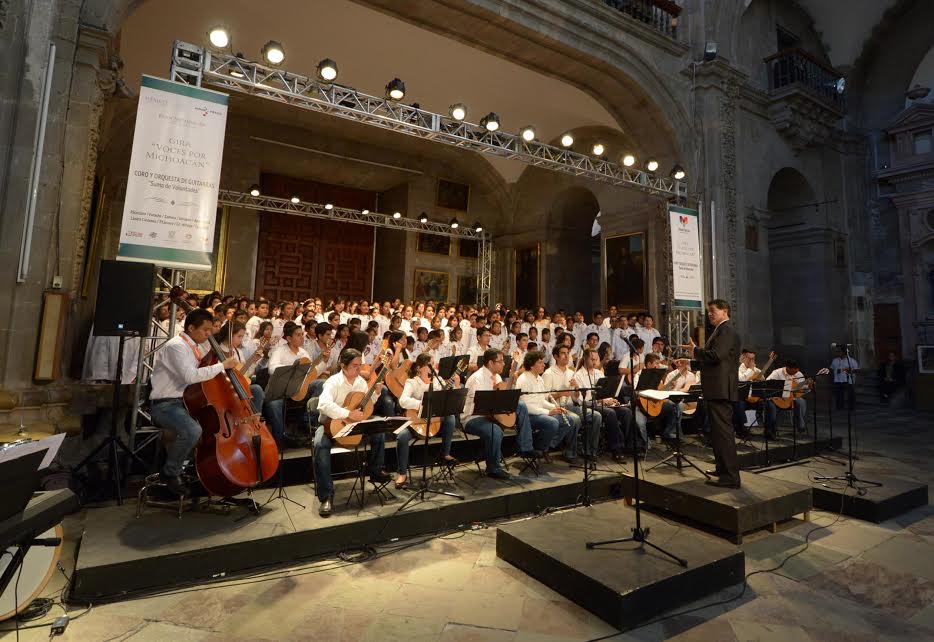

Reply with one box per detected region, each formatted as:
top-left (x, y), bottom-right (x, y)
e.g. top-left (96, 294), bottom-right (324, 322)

top-left (586, 339), bottom-right (687, 567)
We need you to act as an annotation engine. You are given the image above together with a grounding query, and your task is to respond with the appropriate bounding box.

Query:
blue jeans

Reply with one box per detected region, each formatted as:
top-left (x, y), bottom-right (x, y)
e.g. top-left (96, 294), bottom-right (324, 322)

top-left (765, 398), bottom-right (806, 436)
top-left (151, 399), bottom-right (201, 478)
top-left (313, 425), bottom-right (386, 501)
top-left (528, 414), bottom-right (559, 454)
top-left (376, 386), bottom-right (399, 417)
top-left (552, 410), bottom-right (582, 458)
top-left (395, 415), bottom-right (455, 474)
top-left (249, 384), bottom-right (265, 414)
top-left (263, 379), bottom-right (325, 442)
top-left (635, 401), bottom-right (680, 441)
top-left (464, 417), bottom-right (504, 474)
top-left (512, 400), bottom-right (535, 453)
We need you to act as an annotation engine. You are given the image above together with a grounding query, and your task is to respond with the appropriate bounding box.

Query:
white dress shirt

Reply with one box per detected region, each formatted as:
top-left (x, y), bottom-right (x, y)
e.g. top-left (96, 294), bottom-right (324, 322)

top-left (317, 372), bottom-right (369, 421)
top-left (636, 326), bottom-right (661, 348)
top-left (399, 376), bottom-right (444, 414)
top-left (738, 363), bottom-right (761, 382)
top-left (611, 329), bottom-right (630, 361)
top-left (461, 366), bottom-right (503, 423)
top-left (267, 344), bottom-right (311, 375)
top-left (150, 333), bottom-right (225, 400)
top-left (573, 367), bottom-right (605, 402)
top-left (489, 332), bottom-right (507, 350)
top-left (542, 364), bottom-right (578, 408)
top-left (586, 323), bottom-right (611, 347)
top-left (515, 371), bottom-right (557, 416)
top-left (245, 315), bottom-right (265, 341)
top-left (766, 368), bottom-right (806, 398)
top-left (307, 340), bottom-right (338, 374)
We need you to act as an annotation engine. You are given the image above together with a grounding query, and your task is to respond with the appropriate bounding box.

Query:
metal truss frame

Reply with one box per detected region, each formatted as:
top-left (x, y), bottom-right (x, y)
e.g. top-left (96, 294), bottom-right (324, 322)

top-left (671, 308), bottom-right (694, 352)
top-left (169, 41), bottom-right (687, 200)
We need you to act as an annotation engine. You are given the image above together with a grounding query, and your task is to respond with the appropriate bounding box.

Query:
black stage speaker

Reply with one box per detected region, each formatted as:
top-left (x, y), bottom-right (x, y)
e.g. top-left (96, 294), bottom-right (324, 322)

top-left (94, 260), bottom-right (155, 336)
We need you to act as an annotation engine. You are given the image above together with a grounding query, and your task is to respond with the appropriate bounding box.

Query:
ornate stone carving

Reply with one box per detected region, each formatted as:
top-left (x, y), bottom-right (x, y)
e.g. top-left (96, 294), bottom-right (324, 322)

top-left (719, 78), bottom-right (740, 309)
top-left (768, 88), bottom-right (844, 152)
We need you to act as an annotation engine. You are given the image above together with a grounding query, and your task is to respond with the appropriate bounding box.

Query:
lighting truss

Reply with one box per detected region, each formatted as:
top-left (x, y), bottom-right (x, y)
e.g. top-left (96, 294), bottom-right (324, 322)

top-left (170, 41), bottom-right (687, 200)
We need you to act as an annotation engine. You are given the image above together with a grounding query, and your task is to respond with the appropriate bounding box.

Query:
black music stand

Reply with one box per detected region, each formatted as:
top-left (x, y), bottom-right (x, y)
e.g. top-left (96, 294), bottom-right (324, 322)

top-left (439, 355), bottom-right (468, 380)
top-left (73, 332), bottom-right (146, 505)
top-left (261, 360), bottom-right (313, 512)
top-left (472, 389), bottom-right (525, 474)
top-left (397, 387), bottom-right (468, 512)
top-left (334, 417), bottom-right (409, 508)
top-left (744, 380), bottom-right (785, 468)
top-left (645, 387), bottom-right (707, 477)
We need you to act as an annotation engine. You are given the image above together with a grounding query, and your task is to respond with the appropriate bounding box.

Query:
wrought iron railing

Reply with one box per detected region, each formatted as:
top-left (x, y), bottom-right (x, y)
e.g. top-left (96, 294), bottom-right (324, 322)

top-left (602, 0), bottom-right (681, 39)
top-left (765, 48), bottom-right (846, 112)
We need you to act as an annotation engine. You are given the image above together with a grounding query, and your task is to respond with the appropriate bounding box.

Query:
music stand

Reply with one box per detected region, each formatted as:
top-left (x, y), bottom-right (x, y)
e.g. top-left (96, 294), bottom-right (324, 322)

top-left (743, 381), bottom-right (786, 469)
top-left (333, 417), bottom-right (409, 508)
top-left (397, 387), bottom-right (468, 512)
top-left (262, 361), bottom-right (313, 512)
top-left (472, 389), bottom-right (524, 474)
top-left (439, 355), bottom-right (468, 380)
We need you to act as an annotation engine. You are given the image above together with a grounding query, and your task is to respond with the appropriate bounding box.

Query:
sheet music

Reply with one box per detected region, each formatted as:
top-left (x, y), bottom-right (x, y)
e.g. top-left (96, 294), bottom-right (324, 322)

top-left (0, 433), bottom-right (65, 469)
top-left (637, 390), bottom-right (690, 401)
top-left (334, 417), bottom-right (412, 438)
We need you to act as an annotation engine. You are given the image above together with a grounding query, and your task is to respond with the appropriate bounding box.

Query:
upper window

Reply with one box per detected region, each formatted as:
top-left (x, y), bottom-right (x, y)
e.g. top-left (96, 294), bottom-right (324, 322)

top-left (914, 131), bottom-right (933, 155)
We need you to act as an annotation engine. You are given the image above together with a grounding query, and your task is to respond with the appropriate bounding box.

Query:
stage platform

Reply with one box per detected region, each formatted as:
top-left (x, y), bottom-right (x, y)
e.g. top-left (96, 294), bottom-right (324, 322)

top-left (758, 459), bottom-right (929, 522)
top-left (496, 502), bottom-right (745, 630)
top-left (675, 433), bottom-right (844, 470)
top-left (624, 453), bottom-right (813, 543)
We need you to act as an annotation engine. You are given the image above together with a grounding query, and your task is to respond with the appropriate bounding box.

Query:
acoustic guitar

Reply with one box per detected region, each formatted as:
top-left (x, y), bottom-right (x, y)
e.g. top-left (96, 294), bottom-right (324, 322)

top-left (235, 336), bottom-right (271, 379)
top-left (638, 368), bottom-right (683, 418)
top-left (407, 357), bottom-right (469, 438)
top-left (323, 352), bottom-right (392, 448)
top-left (491, 353), bottom-right (521, 429)
top-left (289, 340), bottom-right (335, 402)
top-left (745, 351), bottom-right (778, 403)
top-left (770, 369), bottom-right (828, 410)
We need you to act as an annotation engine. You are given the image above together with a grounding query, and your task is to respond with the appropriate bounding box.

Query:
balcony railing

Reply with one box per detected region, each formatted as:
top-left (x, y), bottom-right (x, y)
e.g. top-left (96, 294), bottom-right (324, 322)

top-left (603, 0), bottom-right (681, 39)
top-left (765, 48), bottom-right (846, 112)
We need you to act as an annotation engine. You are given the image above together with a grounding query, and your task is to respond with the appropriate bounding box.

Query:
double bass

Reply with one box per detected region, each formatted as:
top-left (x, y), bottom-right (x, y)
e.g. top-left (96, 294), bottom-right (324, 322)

top-left (170, 287), bottom-right (279, 498)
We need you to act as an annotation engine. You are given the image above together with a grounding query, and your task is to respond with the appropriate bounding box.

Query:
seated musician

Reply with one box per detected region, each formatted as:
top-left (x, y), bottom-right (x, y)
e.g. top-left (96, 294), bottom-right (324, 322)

top-left (264, 321), bottom-right (330, 446)
top-left (662, 357), bottom-right (699, 434)
top-left (572, 347), bottom-right (630, 463)
top-left (314, 349), bottom-right (390, 516)
top-left (150, 308), bottom-right (239, 495)
top-left (306, 322), bottom-right (338, 377)
top-left (424, 329), bottom-right (447, 366)
top-left (618, 337), bottom-right (645, 383)
top-left (375, 331), bottom-right (409, 417)
top-left (733, 348), bottom-right (761, 437)
top-left (466, 326), bottom-right (493, 373)
top-left (633, 353), bottom-right (681, 447)
top-left (764, 360), bottom-right (808, 439)
top-left (542, 344), bottom-right (595, 461)
top-left (461, 348), bottom-right (533, 479)
top-left (516, 351), bottom-right (580, 464)
top-left (217, 321), bottom-right (266, 409)
top-left (394, 353), bottom-right (460, 488)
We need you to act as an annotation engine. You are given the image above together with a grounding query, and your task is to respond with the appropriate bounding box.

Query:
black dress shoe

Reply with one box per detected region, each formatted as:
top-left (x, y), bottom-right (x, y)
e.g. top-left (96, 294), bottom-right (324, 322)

top-left (319, 497), bottom-right (332, 517)
top-left (705, 478), bottom-right (741, 489)
top-left (705, 469), bottom-right (724, 477)
top-left (158, 472), bottom-right (187, 496)
top-left (487, 468), bottom-right (510, 480)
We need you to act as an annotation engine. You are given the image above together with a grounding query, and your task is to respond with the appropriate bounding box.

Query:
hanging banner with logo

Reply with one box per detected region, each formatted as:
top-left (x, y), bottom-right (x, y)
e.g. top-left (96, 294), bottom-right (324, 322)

top-left (117, 75), bottom-right (228, 270)
top-left (669, 204), bottom-right (703, 310)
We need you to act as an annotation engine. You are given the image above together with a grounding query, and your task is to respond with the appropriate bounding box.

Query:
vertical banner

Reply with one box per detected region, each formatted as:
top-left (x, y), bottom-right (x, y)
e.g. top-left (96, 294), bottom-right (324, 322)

top-left (117, 75), bottom-right (228, 270)
top-left (669, 204), bottom-right (703, 309)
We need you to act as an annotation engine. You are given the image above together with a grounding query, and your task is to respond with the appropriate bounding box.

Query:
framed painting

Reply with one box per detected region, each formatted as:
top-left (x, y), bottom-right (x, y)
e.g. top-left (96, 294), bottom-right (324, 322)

top-left (436, 178), bottom-right (470, 212)
top-left (514, 245), bottom-right (540, 309)
top-left (459, 238), bottom-right (479, 258)
top-left (458, 274), bottom-right (478, 305)
top-left (413, 269), bottom-right (450, 301)
top-left (604, 232), bottom-right (647, 311)
top-left (417, 232), bottom-right (451, 256)
top-left (919, 345), bottom-right (934, 374)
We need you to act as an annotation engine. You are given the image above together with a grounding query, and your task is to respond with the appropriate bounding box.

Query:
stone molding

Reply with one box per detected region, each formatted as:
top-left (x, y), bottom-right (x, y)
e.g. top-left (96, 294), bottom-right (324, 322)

top-left (767, 86), bottom-right (845, 152)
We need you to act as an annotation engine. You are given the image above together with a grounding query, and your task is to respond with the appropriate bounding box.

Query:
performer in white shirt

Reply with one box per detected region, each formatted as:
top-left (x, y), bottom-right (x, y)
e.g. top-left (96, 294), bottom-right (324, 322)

top-left (149, 308), bottom-right (238, 494)
top-left (313, 349), bottom-right (390, 516)
top-left (572, 348), bottom-right (630, 462)
top-left (245, 299), bottom-right (270, 341)
top-left (516, 351), bottom-right (580, 463)
top-left (489, 320), bottom-right (507, 350)
top-left (830, 346), bottom-right (858, 411)
top-left (262, 321), bottom-right (326, 446)
top-left (216, 321), bottom-right (266, 408)
top-left (542, 343), bottom-right (596, 461)
top-left (586, 311), bottom-right (611, 347)
top-left (632, 353), bottom-right (681, 445)
top-left (394, 353), bottom-right (460, 488)
top-left (306, 322), bottom-right (338, 377)
top-left (602, 306), bottom-right (618, 329)
top-left (635, 314), bottom-right (661, 348)
top-left (764, 359), bottom-right (809, 439)
top-left (467, 326), bottom-right (493, 373)
top-left (610, 318), bottom-right (631, 362)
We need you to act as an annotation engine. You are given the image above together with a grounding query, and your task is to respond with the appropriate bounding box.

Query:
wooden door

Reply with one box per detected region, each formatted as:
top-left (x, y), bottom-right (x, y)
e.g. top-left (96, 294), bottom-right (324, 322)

top-left (873, 303), bottom-right (901, 364)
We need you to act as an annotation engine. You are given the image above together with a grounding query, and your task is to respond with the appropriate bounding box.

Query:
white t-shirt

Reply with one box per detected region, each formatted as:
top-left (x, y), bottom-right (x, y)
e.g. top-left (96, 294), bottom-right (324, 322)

top-left (766, 368), bottom-right (806, 398)
top-left (831, 356), bottom-right (858, 384)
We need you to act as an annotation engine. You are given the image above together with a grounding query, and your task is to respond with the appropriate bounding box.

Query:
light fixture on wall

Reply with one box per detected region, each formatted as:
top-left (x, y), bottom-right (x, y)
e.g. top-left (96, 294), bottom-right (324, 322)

top-left (519, 126), bottom-right (536, 142)
top-left (449, 103), bottom-right (467, 121)
top-left (592, 143), bottom-right (605, 156)
top-left (419, 212), bottom-right (429, 223)
top-left (262, 40), bottom-right (285, 65)
top-left (385, 78), bottom-right (406, 100)
top-left (449, 217), bottom-right (459, 229)
top-left (248, 184), bottom-right (261, 197)
top-left (560, 133), bottom-right (574, 147)
top-left (208, 26), bottom-right (229, 49)
top-left (644, 158), bottom-right (659, 172)
top-left (290, 194), bottom-right (301, 204)
top-left (670, 164), bottom-right (686, 180)
top-left (480, 112), bottom-right (500, 132)
top-left (317, 58), bottom-right (338, 82)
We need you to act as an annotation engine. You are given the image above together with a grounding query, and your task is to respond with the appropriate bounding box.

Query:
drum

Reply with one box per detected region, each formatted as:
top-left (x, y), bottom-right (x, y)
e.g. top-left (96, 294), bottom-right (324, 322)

top-left (0, 524), bottom-right (63, 621)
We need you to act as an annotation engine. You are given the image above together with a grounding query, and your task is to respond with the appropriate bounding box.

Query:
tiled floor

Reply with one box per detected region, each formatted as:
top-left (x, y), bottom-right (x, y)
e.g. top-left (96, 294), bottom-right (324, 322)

top-left (2, 405), bottom-right (932, 641)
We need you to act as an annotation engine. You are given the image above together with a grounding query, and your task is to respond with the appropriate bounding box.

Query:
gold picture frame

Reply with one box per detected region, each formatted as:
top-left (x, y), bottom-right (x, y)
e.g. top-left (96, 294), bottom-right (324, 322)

top-left (603, 232), bottom-right (647, 311)
top-left (413, 269), bottom-right (450, 301)
top-left (514, 245), bottom-right (540, 309)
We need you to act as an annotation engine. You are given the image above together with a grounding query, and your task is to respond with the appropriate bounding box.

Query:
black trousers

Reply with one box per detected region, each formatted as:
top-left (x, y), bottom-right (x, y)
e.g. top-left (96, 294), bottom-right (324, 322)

top-left (833, 383), bottom-right (854, 411)
top-left (707, 400), bottom-right (740, 485)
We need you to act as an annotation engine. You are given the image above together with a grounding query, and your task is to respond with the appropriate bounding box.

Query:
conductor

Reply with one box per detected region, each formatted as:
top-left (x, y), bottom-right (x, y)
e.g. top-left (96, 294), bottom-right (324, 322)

top-left (680, 298), bottom-right (742, 488)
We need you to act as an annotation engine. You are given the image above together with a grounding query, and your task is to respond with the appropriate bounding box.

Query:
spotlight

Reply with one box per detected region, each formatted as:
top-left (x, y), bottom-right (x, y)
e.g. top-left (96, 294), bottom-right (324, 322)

top-left (230, 69), bottom-right (244, 78)
top-left (450, 217), bottom-right (459, 229)
top-left (480, 112), bottom-right (500, 132)
top-left (449, 103), bottom-right (467, 121)
top-left (208, 26), bottom-right (229, 49)
top-left (248, 184), bottom-right (261, 197)
top-left (262, 41), bottom-right (285, 65)
top-left (393, 211), bottom-right (402, 219)
top-left (325, 203), bottom-right (333, 210)
top-left (560, 133), bottom-right (574, 147)
top-left (644, 158), bottom-right (659, 173)
top-left (592, 143), bottom-right (605, 156)
top-left (473, 222), bottom-right (483, 232)
top-left (703, 41), bottom-right (718, 62)
top-left (290, 195), bottom-right (300, 204)
top-left (670, 164), bottom-right (686, 180)
top-left (621, 153), bottom-right (636, 167)
top-left (317, 58), bottom-right (338, 82)
top-left (519, 126), bottom-right (536, 142)
top-left (361, 209), bottom-right (369, 215)
top-left (419, 212), bottom-right (429, 223)
top-left (386, 78), bottom-right (405, 100)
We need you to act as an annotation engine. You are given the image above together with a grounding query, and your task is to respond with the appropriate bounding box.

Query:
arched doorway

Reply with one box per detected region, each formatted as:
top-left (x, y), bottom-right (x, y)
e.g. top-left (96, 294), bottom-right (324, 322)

top-left (545, 187), bottom-right (601, 314)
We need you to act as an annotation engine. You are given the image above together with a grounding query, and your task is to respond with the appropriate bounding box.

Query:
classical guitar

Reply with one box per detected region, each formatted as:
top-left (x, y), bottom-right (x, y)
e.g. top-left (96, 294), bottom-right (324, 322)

top-left (746, 351), bottom-right (778, 403)
top-left (235, 336), bottom-right (271, 378)
top-left (408, 357), bottom-right (469, 439)
top-left (770, 368), bottom-right (828, 410)
top-left (323, 352), bottom-right (392, 448)
top-left (491, 353), bottom-right (521, 429)
top-left (638, 368), bottom-right (683, 418)
top-left (289, 340), bottom-right (335, 402)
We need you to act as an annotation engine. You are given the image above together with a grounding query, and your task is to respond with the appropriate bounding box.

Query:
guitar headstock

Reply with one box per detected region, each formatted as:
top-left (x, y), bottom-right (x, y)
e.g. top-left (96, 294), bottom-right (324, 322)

top-left (169, 286), bottom-right (196, 313)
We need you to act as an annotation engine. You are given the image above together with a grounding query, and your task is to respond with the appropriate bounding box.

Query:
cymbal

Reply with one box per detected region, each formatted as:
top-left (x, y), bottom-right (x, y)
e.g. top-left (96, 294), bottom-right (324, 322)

top-left (0, 425), bottom-right (55, 444)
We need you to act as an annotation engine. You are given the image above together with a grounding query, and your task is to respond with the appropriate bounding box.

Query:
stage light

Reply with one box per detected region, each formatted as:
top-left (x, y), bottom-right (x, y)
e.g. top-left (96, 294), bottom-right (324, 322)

top-left (561, 133), bottom-right (574, 147)
top-left (290, 194), bottom-right (300, 204)
top-left (592, 143), bottom-right (605, 156)
top-left (670, 164), bottom-right (686, 180)
top-left (473, 222), bottom-right (483, 232)
top-left (621, 153), bottom-right (636, 167)
top-left (419, 212), bottom-right (429, 223)
top-left (208, 26), bottom-right (229, 49)
top-left (262, 41), bottom-right (285, 65)
top-left (449, 103), bottom-right (467, 121)
top-left (480, 113), bottom-right (500, 132)
top-left (325, 203), bottom-right (334, 210)
top-left (644, 158), bottom-right (659, 173)
top-left (361, 209), bottom-right (369, 215)
top-left (317, 59), bottom-right (338, 82)
top-left (248, 184), bottom-right (261, 197)
top-left (449, 217), bottom-right (459, 229)
top-left (230, 69), bottom-right (244, 78)
top-left (386, 78), bottom-right (405, 100)
top-left (393, 211), bottom-right (402, 219)
top-left (703, 41), bottom-right (718, 62)
top-left (519, 126), bottom-right (535, 142)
